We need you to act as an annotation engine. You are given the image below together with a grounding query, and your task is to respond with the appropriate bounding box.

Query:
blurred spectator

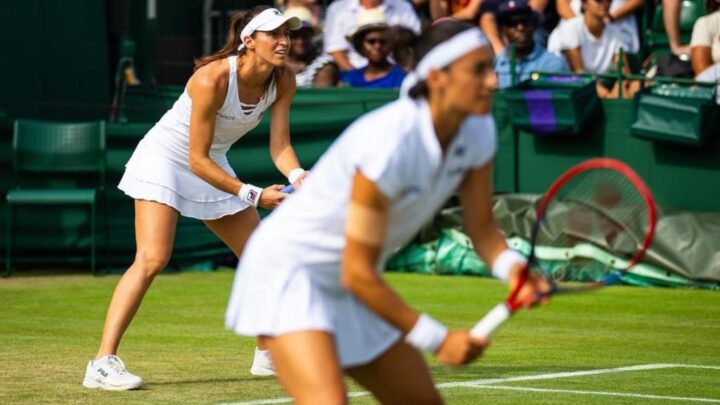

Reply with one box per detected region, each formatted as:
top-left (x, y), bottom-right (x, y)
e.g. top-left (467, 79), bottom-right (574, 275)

top-left (444, 0), bottom-right (559, 55)
top-left (548, 0), bottom-right (637, 97)
top-left (690, 0), bottom-right (720, 76)
top-left (341, 8), bottom-right (408, 88)
top-left (494, 0), bottom-right (568, 88)
top-left (521, 0), bottom-right (561, 47)
top-left (428, 0), bottom-right (505, 53)
top-left (663, 0), bottom-right (692, 56)
top-left (429, 0), bottom-right (483, 21)
top-left (409, 0), bottom-right (433, 26)
top-left (548, 0), bottom-right (631, 73)
top-left (556, 0), bottom-right (642, 53)
top-left (278, 0), bottom-right (323, 25)
top-left (284, 7), bottom-right (339, 87)
top-left (324, 0), bottom-right (422, 70)
top-left (695, 62), bottom-right (720, 105)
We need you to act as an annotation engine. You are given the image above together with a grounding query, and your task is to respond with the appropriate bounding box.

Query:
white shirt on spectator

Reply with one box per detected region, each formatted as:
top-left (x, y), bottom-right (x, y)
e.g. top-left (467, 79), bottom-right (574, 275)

top-left (548, 16), bottom-right (631, 73)
top-left (690, 10), bottom-right (720, 65)
top-left (324, 0), bottom-right (421, 68)
top-left (569, 0), bottom-right (639, 53)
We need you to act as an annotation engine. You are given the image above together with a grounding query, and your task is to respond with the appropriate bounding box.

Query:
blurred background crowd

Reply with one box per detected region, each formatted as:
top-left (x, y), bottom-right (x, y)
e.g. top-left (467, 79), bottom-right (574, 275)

top-left (244, 0), bottom-right (720, 96)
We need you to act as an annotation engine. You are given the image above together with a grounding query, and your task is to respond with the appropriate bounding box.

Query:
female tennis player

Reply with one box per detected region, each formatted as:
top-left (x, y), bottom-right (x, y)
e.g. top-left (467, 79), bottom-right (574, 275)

top-left (226, 20), bottom-right (549, 403)
top-left (82, 6), bottom-right (308, 391)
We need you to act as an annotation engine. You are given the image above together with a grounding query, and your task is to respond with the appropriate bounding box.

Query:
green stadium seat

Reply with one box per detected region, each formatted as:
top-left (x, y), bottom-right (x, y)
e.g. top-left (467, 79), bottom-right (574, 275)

top-left (645, 0), bottom-right (705, 55)
top-left (4, 120), bottom-right (107, 276)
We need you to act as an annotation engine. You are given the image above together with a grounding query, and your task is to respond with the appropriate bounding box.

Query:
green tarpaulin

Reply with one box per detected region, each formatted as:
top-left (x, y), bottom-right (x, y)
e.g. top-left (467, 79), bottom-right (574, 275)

top-left (386, 195), bottom-right (720, 289)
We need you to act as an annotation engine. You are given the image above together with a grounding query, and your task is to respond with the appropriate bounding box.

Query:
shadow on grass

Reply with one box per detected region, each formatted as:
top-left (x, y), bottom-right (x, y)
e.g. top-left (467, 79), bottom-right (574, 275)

top-left (148, 375), bottom-right (276, 387)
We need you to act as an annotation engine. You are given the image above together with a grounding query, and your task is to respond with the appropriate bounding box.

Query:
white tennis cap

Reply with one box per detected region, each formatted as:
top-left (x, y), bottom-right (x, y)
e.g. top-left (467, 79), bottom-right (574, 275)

top-left (238, 8), bottom-right (302, 50)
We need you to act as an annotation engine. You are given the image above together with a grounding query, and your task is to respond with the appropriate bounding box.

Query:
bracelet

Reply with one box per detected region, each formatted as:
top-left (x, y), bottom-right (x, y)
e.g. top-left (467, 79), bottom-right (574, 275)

top-left (491, 249), bottom-right (527, 283)
top-left (405, 313), bottom-right (448, 353)
top-left (237, 184), bottom-right (263, 207)
top-left (288, 168), bottom-right (306, 184)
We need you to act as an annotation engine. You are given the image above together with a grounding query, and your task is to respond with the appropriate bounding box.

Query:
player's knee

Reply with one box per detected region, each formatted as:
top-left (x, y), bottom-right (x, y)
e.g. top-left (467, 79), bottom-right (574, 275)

top-left (134, 249), bottom-right (171, 277)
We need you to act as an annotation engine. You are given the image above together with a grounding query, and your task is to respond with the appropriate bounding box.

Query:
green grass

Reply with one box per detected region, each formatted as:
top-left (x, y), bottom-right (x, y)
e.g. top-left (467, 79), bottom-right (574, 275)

top-left (1, 271), bottom-right (718, 404)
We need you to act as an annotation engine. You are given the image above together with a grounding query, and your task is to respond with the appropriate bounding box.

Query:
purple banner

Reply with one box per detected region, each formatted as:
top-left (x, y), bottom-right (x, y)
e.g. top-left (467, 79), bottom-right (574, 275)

top-left (524, 90), bottom-right (557, 134)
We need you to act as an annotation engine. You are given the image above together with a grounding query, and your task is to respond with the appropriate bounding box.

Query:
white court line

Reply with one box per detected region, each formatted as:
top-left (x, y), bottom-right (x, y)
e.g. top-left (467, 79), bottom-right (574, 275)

top-left (219, 363), bottom-right (720, 405)
top-left (439, 363), bottom-right (720, 388)
top-left (472, 385), bottom-right (720, 403)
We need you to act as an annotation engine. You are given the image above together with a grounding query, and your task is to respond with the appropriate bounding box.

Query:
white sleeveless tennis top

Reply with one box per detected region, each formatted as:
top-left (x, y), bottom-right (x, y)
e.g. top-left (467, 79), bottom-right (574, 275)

top-left (246, 98), bottom-right (497, 292)
top-left (118, 55), bottom-right (278, 219)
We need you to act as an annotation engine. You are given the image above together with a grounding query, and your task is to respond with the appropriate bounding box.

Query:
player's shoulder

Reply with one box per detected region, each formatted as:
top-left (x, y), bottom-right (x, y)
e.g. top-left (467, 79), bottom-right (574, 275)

top-left (189, 59), bottom-right (229, 94)
top-left (352, 97), bottom-right (419, 136)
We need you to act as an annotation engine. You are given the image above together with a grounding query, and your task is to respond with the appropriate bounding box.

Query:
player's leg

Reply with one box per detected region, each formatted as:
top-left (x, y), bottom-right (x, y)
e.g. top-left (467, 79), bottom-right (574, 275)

top-left (85, 199), bottom-right (179, 390)
top-left (203, 208), bottom-right (271, 373)
top-left (346, 339), bottom-right (443, 405)
top-left (263, 331), bottom-right (347, 405)
top-left (202, 207), bottom-right (260, 258)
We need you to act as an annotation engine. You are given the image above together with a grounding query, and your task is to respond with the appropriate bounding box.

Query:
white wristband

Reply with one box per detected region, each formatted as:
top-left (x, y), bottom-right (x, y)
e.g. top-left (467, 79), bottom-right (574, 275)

top-left (405, 313), bottom-right (448, 353)
top-left (237, 184), bottom-right (263, 207)
top-left (288, 168), bottom-right (306, 184)
top-left (491, 249), bottom-right (527, 283)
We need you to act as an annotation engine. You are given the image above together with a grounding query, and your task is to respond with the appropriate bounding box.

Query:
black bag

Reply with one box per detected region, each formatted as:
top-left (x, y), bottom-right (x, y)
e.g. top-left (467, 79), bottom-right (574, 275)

top-left (655, 54), bottom-right (693, 78)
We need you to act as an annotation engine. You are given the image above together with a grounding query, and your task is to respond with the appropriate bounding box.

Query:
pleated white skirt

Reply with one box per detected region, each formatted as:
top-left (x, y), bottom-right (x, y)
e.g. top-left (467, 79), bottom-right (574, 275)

top-left (118, 138), bottom-right (250, 220)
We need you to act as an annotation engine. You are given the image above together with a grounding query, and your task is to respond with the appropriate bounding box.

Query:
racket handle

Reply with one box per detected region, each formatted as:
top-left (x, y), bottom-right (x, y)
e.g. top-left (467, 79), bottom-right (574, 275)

top-left (281, 184), bottom-right (295, 193)
top-left (470, 303), bottom-right (511, 338)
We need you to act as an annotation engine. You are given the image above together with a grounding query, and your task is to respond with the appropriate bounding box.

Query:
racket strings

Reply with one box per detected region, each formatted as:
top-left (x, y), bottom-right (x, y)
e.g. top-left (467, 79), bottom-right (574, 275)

top-left (533, 168), bottom-right (650, 266)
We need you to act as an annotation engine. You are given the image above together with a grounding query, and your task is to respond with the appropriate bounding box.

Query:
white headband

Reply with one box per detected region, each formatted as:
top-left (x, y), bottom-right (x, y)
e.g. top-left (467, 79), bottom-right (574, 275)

top-left (415, 28), bottom-right (489, 79)
top-left (400, 27), bottom-right (489, 96)
top-left (237, 8), bottom-right (301, 51)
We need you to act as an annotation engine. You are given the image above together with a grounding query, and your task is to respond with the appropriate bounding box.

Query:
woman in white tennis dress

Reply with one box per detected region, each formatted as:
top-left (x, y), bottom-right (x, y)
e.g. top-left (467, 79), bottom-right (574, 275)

top-left (82, 7), bottom-right (308, 391)
top-left (226, 21), bottom-right (549, 403)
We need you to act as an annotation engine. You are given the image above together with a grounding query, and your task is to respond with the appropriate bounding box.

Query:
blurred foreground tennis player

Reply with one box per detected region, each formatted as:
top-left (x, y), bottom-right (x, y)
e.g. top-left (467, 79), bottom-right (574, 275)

top-left (226, 20), bottom-right (547, 403)
top-left (83, 6), bottom-right (309, 391)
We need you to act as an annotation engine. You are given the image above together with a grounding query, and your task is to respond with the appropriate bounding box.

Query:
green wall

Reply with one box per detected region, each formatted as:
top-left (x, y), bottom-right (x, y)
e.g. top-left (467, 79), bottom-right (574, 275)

top-left (0, 1), bottom-right (110, 122)
top-left (1, 88), bottom-right (718, 272)
top-left (493, 95), bottom-right (720, 212)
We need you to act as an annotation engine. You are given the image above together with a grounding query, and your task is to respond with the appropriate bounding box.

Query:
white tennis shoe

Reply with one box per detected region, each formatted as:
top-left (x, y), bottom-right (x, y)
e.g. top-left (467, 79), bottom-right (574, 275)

top-left (82, 355), bottom-right (143, 390)
top-left (250, 348), bottom-right (276, 376)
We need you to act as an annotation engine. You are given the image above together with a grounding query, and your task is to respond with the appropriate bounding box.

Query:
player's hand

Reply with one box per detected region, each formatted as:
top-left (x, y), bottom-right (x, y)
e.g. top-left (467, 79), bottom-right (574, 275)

top-left (435, 330), bottom-right (488, 366)
top-left (510, 264), bottom-right (552, 309)
top-left (292, 170), bottom-right (309, 190)
top-left (259, 184), bottom-right (287, 209)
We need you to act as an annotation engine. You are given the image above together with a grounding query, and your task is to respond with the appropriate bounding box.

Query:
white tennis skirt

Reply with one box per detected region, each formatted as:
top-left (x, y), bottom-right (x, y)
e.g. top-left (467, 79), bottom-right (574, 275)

top-left (118, 138), bottom-right (250, 220)
top-left (225, 232), bottom-right (401, 368)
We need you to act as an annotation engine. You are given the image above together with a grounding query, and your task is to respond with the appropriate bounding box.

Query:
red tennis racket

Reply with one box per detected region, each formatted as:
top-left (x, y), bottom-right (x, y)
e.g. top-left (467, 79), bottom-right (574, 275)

top-left (471, 158), bottom-right (657, 338)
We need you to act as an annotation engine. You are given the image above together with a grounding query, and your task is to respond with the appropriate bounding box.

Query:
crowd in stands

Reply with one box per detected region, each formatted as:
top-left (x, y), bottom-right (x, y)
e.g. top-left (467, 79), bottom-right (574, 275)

top-left (276, 0), bottom-right (720, 95)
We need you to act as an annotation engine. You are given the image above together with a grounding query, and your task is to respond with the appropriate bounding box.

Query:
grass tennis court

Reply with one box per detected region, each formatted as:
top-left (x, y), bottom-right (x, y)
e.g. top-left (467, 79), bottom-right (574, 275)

top-left (1, 270), bottom-right (718, 404)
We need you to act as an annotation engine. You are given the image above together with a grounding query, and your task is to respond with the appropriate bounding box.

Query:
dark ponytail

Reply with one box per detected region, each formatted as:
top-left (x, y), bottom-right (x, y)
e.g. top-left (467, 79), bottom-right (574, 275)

top-left (408, 20), bottom-right (476, 99)
top-left (194, 5), bottom-right (269, 71)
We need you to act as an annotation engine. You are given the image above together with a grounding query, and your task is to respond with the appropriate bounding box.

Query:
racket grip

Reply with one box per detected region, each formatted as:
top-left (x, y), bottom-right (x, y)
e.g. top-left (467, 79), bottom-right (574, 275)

top-left (281, 184), bottom-right (295, 193)
top-left (470, 303), bottom-right (511, 338)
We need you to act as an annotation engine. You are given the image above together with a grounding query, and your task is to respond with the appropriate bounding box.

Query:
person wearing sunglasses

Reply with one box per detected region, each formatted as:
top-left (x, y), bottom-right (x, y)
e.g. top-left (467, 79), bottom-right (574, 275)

top-left (341, 8), bottom-right (408, 89)
top-left (283, 7), bottom-right (339, 87)
top-left (493, 0), bottom-right (568, 89)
